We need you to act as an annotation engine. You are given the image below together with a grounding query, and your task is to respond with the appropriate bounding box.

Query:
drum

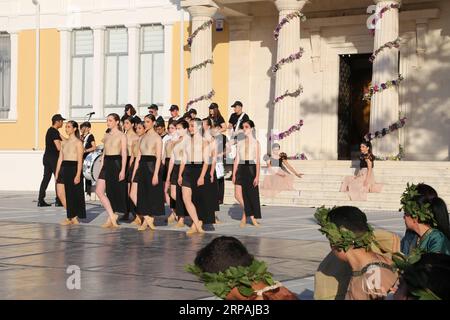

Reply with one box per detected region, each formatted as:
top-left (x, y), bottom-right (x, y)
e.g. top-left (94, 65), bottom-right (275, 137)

top-left (83, 147), bottom-right (103, 183)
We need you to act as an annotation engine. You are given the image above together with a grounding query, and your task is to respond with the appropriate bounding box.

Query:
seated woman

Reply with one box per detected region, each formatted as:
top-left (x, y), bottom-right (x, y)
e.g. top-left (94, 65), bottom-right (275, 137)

top-left (186, 236), bottom-right (298, 300)
top-left (314, 228), bottom-right (400, 300)
top-left (393, 252), bottom-right (450, 300)
top-left (315, 206), bottom-right (398, 300)
top-left (261, 143), bottom-right (303, 198)
top-left (400, 183), bottom-right (450, 255)
top-left (340, 141), bottom-right (383, 201)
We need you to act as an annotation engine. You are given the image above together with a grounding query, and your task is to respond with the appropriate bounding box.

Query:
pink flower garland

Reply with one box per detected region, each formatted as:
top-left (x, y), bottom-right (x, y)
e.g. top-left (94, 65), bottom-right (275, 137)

top-left (273, 11), bottom-right (306, 41)
top-left (369, 38), bottom-right (401, 63)
top-left (187, 19), bottom-right (213, 47)
top-left (363, 75), bottom-right (404, 101)
top-left (287, 153), bottom-right (308, 160)
top-left (269, 120), bottom-right (304, 141)
top-left (274, 85), bottom-right (303, 104)
top-left (364, 117), bottom-right (407, 142)
top-left (369, 3), bottom-right (401, 35)
top-left (272, 49), bottom-right (304, 73)
top-left (186, 90), bottom-right (215, 110)
top-left (187, 59), bottom-right (214, 78)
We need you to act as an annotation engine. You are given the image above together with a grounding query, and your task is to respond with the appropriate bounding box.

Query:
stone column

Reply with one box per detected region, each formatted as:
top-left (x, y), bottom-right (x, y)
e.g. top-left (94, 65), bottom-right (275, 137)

top-left (126, 24), bottom-right (140, 108)
top-left (92, 26), bottom-right (105, 119)
top-left (273, 0), bottom-right (306, 157)
top-left (369, 0), bottom-right (401, 156)
top-left (185, 5), bottom-right (218, 118)
top-left (58, 28), bottom-right (72, 117)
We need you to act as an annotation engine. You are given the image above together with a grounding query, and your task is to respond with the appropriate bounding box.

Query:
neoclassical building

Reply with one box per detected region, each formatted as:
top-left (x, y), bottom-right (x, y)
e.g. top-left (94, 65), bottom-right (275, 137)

top-left (0, 0), bottom-right (448, 165)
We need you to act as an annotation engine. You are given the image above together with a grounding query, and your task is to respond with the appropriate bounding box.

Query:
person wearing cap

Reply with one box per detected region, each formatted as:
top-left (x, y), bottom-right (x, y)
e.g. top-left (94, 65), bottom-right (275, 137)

top-left (227, 101), bottom-right (249, 133)
top-left (148, 104), bottom-right (165, 127)
top-left (208, 103), bottom-right (227, 133)
top-left (168, 105), bottom-right (181, 125)
top-left (37, 114), bottom-right (66, 207)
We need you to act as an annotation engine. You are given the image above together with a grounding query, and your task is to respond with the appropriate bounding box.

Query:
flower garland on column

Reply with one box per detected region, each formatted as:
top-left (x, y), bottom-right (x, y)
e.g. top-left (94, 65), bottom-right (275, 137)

top-left (186, 18), bottom-right (215, 111)
top-left (187, 58), bottom-right (214, 78)
top-left (369, 37), bottom-right (401, 63)
top-left (363, 75), bottom-right (404, 101)
top-left (271, 10), bottom-right (307, 159)
top-left (364, 117), bottom-right (407, 142)
top-left (369, 3), bottom-right (401, 36)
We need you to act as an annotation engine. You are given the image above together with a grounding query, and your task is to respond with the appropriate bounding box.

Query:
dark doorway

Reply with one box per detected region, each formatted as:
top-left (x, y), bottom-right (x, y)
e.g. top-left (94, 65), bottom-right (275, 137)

top-left (337, 54), bottom-right (373, 160)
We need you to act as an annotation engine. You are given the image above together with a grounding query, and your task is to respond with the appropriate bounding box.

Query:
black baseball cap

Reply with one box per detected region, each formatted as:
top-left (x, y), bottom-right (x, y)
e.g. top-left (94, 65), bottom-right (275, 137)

top-left (169, 105), bottom-right (179, 112)
top-left (209, 103), bottom-right (219, 110)
top-left (148, 104), bottom-right (158, 111)
top-left (51, 114), bottom-right (66, 122)
top-left (231, 101), bottom-right (243, 108)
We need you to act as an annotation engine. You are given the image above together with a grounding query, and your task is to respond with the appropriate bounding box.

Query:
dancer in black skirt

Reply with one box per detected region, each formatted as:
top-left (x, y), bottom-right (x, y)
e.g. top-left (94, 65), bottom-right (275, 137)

top-left (163, 121), bottom-right (178, 224)
top-left (179, 118), bottom-right (216, 234)
top-left (166, 119), bottom-right (189, 228)
top-left (233, 120), bottom-right (261, 227)
top-left (55, 120), bottom-right (86, 225)
top-left (202, 118), bottom-right (220, 221)
top-left (128, 121), bottom-right (146, 226)
top-left (120, 116), bottom-right (139, 222)
top-left (95, 113), bottom-right (128, 228)
top-left (130, 114), bottom-right (165, 231)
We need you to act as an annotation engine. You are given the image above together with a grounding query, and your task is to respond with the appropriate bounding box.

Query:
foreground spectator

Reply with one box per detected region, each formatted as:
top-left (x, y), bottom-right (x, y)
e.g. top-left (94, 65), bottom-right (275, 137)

top-left (186, 236), bottom-right (297, 300)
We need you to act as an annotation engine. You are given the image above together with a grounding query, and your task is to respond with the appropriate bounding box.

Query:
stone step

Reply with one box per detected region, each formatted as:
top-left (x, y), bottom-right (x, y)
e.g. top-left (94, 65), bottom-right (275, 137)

top-left (283, 160), bottom-right (450, 169)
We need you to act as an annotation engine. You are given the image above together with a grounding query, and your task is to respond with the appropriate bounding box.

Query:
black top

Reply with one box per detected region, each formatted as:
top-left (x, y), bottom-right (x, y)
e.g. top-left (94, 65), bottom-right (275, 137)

top-left (44, 127), bottom-right (62, 157)
top-left (360, 153), bottom-right (374, 168)
top-left (228, 112), bottom-right (249, 131)
top-left (215, 134), bottom-right (229, 163)
top-left (84, 134), bottom-right (95, 150)
top-left (210, 115), bottom-right (225, 128)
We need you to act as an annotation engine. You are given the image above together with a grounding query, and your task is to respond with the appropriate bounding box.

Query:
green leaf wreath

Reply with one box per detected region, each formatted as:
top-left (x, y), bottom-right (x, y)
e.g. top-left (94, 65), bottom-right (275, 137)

top-left (185, 259), bottom-right (275, 299)
top-left (399, 183), bottom-right (436, 226)
top-left (314, 206), bottom-right (376, 252)
top-left (392, 249), bottom-right (441, 300)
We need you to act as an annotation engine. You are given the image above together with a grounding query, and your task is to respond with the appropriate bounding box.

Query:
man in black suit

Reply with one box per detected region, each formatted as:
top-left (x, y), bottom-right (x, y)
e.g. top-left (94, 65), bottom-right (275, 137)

top-left (37, 114), bottom-right (65, 207)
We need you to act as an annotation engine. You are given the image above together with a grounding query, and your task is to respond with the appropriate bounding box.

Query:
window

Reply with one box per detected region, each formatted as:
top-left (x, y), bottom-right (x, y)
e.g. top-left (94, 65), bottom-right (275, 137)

top-left (70, 29), bottom-right (93, 118)
top-left (0, 33), bottom-right (11, 119)
top-left (139, 25), bottom-right (164, 115)
top-left (104, 27), bottom-right (128, 114)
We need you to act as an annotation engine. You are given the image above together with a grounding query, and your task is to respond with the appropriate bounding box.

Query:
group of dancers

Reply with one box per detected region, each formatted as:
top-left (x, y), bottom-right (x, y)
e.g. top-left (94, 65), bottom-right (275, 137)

top-left (50, 102), bottom-right (267, 235)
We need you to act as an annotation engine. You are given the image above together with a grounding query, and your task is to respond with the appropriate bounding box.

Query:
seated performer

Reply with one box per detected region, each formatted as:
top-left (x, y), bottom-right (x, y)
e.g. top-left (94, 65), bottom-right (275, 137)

top-left (400, 183), bottom-right (450, 255)
top-left (55, 120), bottom-right (86, 225)
top-left (393, 252), bottom-right (450, 300)
top-left (315, 206), bottom-right (398, 300)
top-left (261, 143), bottom-right (303, 198)
top-left (186, 236), bottom-right (298, 300)
top-left (340, 141), bottom-right (383, 201)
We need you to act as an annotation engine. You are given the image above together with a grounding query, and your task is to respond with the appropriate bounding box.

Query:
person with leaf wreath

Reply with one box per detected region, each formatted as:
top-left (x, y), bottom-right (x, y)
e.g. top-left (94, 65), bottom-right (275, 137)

top-left (393, 251), bottom-right (450, 300)
top-left (399, 183), bottom-right (450, 255)
top-left (315, 206), bottom-right (398, 300)
top-left (186, 236), bottom-right (298, 300)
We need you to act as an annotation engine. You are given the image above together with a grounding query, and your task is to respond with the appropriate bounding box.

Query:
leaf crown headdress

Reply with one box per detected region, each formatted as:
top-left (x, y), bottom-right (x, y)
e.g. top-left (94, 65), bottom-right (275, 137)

top-left (399, 183), bottom-right (436, 226)
top-left (314, 206), bottom-right (376, 252)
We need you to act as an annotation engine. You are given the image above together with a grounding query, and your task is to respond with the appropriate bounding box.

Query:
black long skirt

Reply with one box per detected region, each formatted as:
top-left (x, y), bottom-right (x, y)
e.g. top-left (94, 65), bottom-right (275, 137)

top-left (161, 157), bottom-right (170, 182)
top-left (57, 161), bottom-right (86, 219)
top-left (98, 155), bottom-right (128, 214)
top-left (126, 156), bottom-right (135, 183)
top-left (170, 164), bottom-right (186, 217)
top-left (206, 165), bottom-right (220, 212)
top-left (135, 155), bottom-right (165, 216)
top-left (235, 162), bottom-right (261, 219)
top-left (182, 163), bottom-right (215, 224)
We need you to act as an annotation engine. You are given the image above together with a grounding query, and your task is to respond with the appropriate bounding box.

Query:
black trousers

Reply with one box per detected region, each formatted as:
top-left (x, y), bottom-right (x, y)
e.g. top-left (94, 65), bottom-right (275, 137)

top-left (217, 178), bottom-right (225, 204)
top-left (38, 155), bottom-right (61, 203)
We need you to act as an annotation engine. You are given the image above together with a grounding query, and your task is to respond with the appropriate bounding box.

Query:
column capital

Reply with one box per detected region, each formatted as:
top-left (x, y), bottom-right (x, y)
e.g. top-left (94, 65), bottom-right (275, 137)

top-left (374, 0), bottom-right (401, 4)
top-left (91, 25), bottom-right (106, 31)
top-left (275, 0), bottom-right (307, 12)
top-left (125, 24), bottom-right (141, 29)
top-left (227, 17), bottom-right (253, 32)
top-left (186, 5), bottom-right (218, 19)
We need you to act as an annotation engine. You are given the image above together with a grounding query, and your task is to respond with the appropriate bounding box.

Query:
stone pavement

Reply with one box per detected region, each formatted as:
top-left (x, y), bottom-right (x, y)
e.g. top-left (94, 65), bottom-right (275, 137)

top-left (0, 191), bottom-right (405, 300)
